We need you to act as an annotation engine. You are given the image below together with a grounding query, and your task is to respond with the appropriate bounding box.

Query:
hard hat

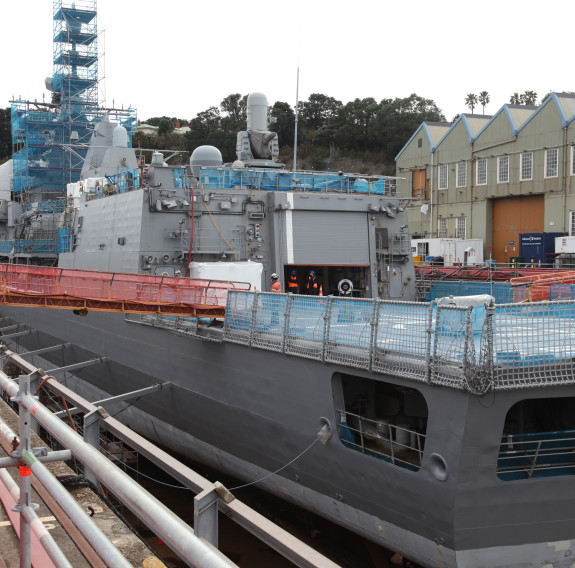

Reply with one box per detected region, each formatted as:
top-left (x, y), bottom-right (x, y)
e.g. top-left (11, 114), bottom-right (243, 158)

top-left (290, 269), bottom-right (296, 275)
top-left (309, 270), bottom-right (315, 275)
top-left (271, 273), bottom-right (278, 279)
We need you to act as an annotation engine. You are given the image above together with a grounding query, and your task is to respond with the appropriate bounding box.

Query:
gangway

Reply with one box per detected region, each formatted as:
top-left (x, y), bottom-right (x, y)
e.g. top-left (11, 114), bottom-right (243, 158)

top-left (0, 264), bottom-right (250, 318)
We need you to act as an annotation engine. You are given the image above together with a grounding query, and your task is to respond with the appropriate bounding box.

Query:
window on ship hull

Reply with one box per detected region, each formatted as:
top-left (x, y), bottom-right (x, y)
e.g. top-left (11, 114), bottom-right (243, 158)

top-left (498, 396), bottom-right (575, 480)
top-left (333, 373), bottom-right (428, 472)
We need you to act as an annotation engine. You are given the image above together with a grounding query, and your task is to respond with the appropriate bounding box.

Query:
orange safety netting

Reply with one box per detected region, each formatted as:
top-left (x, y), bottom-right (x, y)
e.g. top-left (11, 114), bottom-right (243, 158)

top-left (511, 271), bottom-right (575, 302)
top-left (0, 264), bottom-right (251, 317)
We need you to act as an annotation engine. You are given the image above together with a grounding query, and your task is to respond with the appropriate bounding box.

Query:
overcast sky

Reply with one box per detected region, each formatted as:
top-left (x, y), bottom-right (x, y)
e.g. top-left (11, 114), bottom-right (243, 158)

top-left (2, 0), bottom-right (570, 124)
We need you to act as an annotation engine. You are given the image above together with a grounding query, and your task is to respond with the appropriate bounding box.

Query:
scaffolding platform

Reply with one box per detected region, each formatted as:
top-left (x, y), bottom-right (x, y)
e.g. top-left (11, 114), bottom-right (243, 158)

top-left (0, 264), bottom-right (250, 318)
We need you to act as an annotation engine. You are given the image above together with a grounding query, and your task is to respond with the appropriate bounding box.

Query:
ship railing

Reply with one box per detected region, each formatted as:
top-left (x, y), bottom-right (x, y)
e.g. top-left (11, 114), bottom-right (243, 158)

top-left (335, 410), bottom-right (424, 471)
top-left (0, 264), bottom-right (250, 315)
top-left (486, 300), bottom-right (575, 390)
top-left (198, 167), bottom-right (398, 195)
top-left (86, 168), bottom-right (140, 198)
top-left (224, 292), bottom-right (475, 389)
top-left (497, 430), bottom-right (575, 480)
top-left (224, 291), bottom-right (575, 393)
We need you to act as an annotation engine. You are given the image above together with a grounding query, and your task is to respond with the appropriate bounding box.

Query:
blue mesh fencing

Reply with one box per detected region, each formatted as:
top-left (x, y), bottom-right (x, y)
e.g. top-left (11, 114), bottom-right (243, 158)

top-left (199, 168), bottom-right (396, 195)
top-left (224, 291), bottom-right (575, 392)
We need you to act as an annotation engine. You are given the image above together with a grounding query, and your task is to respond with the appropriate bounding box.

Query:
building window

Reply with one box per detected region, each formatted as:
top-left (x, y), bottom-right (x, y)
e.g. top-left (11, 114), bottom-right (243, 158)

top-left (570, 211), bottom-right (575, 236)
top-left (439, 165), bottom-right (448, 189)
top-left (520, 152), bottom-right (533, 181)
top-left (498, 156), bottom-right (509, 183)
top-left (545, 148), bottom-right (558, 178)
top-left (456, 162), bottom-right (467, 187)
top-left (439, 217), bottom-right (447, 238)
top-left (418, 138), bottom-right (422, 148)
top-left (456, 216), bottom-right (466, 239)
top-left (476, 158), bottom-right (487, 185)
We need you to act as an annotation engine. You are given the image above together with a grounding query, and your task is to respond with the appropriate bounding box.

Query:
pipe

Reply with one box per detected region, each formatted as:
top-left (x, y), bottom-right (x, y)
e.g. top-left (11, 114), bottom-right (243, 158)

top-left (0, 468), bottom-right (70, 568)
top-left (22, 450), bottom-right (133, 568)
top-left (0, 371), bottom-right (236, 568)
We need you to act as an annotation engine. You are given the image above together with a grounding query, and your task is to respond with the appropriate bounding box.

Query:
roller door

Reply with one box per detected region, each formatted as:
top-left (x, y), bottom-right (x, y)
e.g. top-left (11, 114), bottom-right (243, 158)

top-left (288, 211), bottom-right (369, 264)
top-left (492, 195), bottom-right (543, 264)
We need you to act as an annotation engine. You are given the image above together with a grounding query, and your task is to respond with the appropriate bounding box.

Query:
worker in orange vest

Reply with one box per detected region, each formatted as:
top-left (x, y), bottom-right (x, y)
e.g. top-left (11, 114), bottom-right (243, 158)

top-left (271, 273), bottom-right (282, 293)
top-left (306, 270), bottom-right (319, 295)
top-left (287, 269), bottom-right (299, 293)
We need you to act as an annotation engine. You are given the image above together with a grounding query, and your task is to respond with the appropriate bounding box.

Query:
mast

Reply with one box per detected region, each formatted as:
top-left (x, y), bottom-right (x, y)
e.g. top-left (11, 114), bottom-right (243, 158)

top-left (293, 66), bottom-right (299, 173)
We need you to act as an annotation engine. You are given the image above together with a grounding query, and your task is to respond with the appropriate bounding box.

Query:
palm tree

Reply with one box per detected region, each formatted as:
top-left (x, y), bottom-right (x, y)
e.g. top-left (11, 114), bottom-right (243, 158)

top-left (510, 93), bottom-right (523, 105)
top-left (523, 91), bottom-right (538, 106)
top-left (478, 91), bottom-right (490, 114)
top-left (465, 93), bottom-right (478, 114)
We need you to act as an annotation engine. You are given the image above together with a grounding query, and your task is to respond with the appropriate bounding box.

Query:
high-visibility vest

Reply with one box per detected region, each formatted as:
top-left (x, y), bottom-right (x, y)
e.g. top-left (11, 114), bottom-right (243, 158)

top-left (287, 275), bottom-right (298, 288)
top-left (271, 281), bottom-right (282, 293)
top-left (307, 276), bottom-right (318, 291)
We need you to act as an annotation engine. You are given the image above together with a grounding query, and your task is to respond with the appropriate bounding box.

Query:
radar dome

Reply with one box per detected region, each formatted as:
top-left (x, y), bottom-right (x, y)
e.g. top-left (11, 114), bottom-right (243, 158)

top-left (247, 92), bottom-right (269, 131)
top-left (151, 151), bottom-right (164, 166)
top-left (112, 125), bottom-right (129, 148)
top-left (190, 145), bottom-right (223, 177)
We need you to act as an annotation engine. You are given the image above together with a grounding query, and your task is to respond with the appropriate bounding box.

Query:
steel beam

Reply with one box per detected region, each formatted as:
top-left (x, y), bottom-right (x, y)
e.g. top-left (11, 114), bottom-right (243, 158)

top-left (54, 382), bottom-right (171, 418)
top-left (16, 344), bottom-right (71, 357)
top-left (46, 358), bottom-right (105, 376)
top-left (0, 330), bottom-right (33, 339)
top-left (0, 370), bottom-right (237, 568)
top-left (1, 347), bottom-right (340, 568)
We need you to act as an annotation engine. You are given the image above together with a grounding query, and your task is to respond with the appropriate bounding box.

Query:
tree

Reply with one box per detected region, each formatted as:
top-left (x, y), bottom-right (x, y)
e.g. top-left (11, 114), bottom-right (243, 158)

top-left (374, 94), bottom-right (446, 159)
top-left (269, 101), bottom-right (296, 147)
top-left (0, 107), bottom-right (11, 163)
top-left (465, 93), bottom-right (478, 113)
top-left (523, 91), bottom-right (538, 106)
top-left (220, 93), bottom-right (247, 131)
top-left (299, 94), bottom-right (342, 131)
top-left (510, 93), bottom-right (523, 104)
top-left (478, 91), bottom-right (490, 114)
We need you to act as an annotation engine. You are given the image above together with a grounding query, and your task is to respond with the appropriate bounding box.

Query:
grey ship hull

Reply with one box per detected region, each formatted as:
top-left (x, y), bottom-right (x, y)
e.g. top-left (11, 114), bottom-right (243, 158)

top-left (2, 304), bottom-right (574, 568)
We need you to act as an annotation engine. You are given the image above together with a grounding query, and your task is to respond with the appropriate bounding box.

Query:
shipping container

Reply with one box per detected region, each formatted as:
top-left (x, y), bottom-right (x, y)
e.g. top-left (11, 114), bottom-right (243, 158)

top-left (519, 232), bottom-right (565, 267)
top-left (411, 239), bottom-right (484, 266)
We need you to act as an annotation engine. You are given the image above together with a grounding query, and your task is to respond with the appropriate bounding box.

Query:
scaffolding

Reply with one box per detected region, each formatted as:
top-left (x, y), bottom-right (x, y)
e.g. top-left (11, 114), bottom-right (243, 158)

top-left (8, 0), bottom-right (137, 261)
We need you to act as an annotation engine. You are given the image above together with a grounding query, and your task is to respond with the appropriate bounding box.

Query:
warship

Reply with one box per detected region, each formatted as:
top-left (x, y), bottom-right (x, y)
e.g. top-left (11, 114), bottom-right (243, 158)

top-left (1, 92), bottom-right (574, 567)
top-left (1, 3), bottom-right (574, 566)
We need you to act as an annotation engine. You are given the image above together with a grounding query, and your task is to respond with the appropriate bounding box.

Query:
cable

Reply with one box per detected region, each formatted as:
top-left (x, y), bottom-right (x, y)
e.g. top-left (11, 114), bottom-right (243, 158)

top-left (228, 413), bottom-right (338, 491)
top-left (120, 459), bottom-right (191, 491)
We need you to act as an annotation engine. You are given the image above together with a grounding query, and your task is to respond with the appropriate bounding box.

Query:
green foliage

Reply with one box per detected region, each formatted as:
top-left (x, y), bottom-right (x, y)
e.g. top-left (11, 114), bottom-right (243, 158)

top-left (465, 93), bottom-right (478, 113)
top-left (138, 92), bottom-right (446, 166)
top-left (0, 107), bottom-right (12, 163)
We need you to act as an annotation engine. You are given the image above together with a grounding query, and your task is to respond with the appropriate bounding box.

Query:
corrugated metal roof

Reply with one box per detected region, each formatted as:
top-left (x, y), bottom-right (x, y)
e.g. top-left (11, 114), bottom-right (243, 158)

top-left (507, 106), bottom-right (536, 129)
top-left (426, 124), bottom-right (451, 145)
top-left (556, 94), bottom-right (575, 120)
top-left (465, 117), bottom-right (491, 136)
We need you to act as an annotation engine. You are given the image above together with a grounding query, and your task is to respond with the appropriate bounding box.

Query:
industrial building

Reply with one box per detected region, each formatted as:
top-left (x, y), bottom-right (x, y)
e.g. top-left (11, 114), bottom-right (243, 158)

top-left (395, 94), bottom-right (575, 265)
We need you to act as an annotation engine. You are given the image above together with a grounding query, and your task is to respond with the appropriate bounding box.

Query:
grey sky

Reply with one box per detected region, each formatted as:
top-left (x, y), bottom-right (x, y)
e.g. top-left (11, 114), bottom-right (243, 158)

top-left (2, 0), bottom-right (568, 123)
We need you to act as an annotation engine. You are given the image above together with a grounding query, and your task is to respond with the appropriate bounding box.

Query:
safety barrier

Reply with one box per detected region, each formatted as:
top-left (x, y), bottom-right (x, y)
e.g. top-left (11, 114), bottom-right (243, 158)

top-left (0, 264), bottom-right (250, 317)
top-left (223, 291), bottom-right (575, 393)
top-left (511, 271), bottom-right (575, 302)
top-left (199, 167), bottom-right (396, 194)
